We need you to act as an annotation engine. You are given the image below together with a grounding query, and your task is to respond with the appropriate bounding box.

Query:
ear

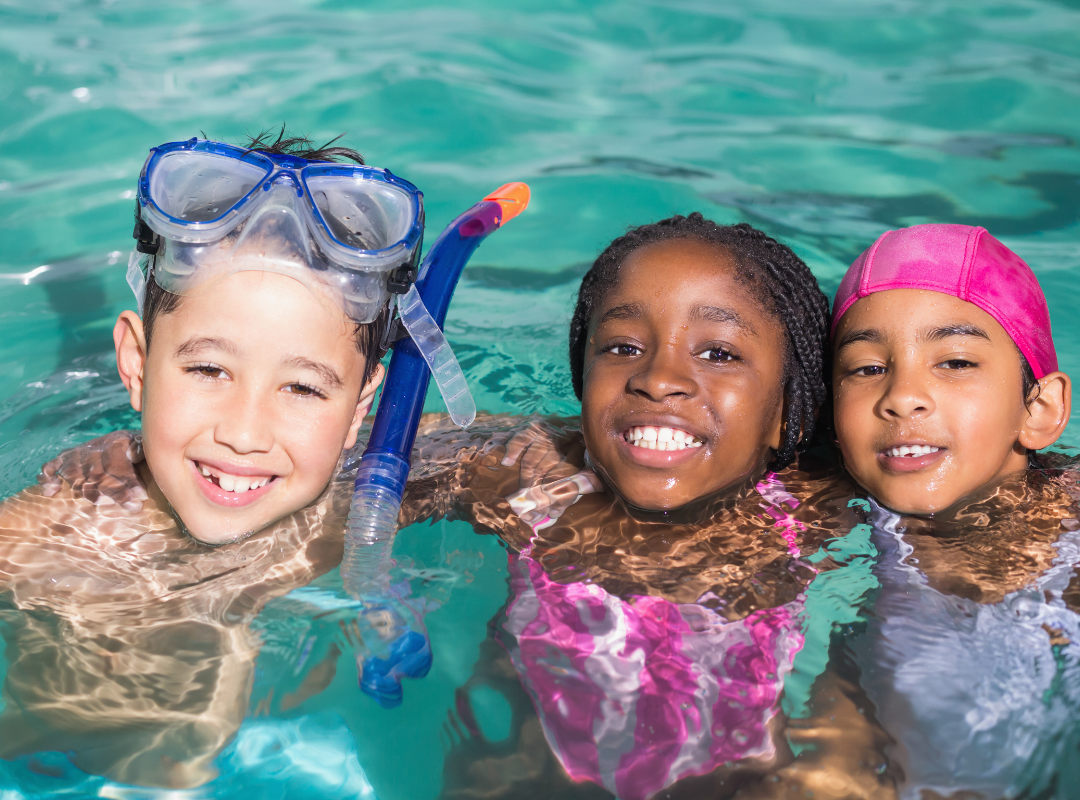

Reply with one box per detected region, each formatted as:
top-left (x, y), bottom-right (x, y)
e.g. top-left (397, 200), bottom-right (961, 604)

top-left (1018, 371), bottom-right (1072, 451)
top-left (114, 311), bottom-right (148, 413)
top-left (344, 362), bottom-right (386, 450)
top-left (768, 391), bottom-right (786, 452)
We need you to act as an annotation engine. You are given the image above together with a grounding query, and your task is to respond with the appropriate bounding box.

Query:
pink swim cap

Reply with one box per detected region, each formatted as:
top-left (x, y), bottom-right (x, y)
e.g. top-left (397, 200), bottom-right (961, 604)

top-left (831, 224), bottom-right (1058, 378)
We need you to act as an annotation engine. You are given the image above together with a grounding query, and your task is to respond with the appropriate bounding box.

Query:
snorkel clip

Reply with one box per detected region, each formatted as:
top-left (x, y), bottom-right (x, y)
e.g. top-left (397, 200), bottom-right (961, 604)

top-left (132, 201), bottom-right (161, 255)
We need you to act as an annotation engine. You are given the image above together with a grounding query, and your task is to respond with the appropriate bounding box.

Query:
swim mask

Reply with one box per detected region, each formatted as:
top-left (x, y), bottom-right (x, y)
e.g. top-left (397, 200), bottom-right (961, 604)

top-left (831, 224), bottom-right (1058, 378)
top-left (129, 138), bottom-right (424, 323)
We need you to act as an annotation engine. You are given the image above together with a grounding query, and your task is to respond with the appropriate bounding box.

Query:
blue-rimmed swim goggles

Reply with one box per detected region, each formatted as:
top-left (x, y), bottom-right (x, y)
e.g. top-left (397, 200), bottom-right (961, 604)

top-left (130, 138), bottom-right (424, 323)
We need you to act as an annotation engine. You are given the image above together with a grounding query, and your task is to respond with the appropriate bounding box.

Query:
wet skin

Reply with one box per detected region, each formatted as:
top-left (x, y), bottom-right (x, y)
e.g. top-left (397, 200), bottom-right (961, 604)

top-left (114, 270), bottom-right (383, 545)
top-left (832, 288), bottom-right (1071, 516)
top-left (579, 238), bottom-right (787, 511)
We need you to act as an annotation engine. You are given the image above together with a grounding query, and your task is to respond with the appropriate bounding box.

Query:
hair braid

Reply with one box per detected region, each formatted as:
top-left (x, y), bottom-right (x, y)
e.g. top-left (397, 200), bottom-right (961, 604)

top-left (569, 213), bottom-right (831, 472)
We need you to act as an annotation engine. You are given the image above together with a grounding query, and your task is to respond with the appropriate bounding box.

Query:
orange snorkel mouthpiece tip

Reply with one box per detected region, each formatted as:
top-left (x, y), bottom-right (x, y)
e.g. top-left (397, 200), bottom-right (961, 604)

top-left (483, 182), bottom-right (531, 224)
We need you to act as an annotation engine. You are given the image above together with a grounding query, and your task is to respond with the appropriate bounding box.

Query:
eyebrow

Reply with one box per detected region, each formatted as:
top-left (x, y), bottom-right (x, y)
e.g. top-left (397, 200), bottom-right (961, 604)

top-left (174, 336), bottom-right (240, 359)
top-left (284, 356), bottom-right (344, 390)
top-left (835, 328), bottom-right (885, 352)
top-left (596, 303), bottom-right (644, 325)
top-left (689, 304), bottom-right (755, 333)
top-left (924, 324), bottom-right (991, 342)
top-left (836, 323), bottom-right (992, 352)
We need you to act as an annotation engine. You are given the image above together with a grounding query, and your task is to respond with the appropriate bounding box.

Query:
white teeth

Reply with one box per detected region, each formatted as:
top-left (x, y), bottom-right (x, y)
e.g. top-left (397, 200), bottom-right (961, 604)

top-left (886, 445), bottom-right (940, 458)
top-left (625, 426), bottom-right (703, 451)
top-left (199, 463), bottom-right (273, 492)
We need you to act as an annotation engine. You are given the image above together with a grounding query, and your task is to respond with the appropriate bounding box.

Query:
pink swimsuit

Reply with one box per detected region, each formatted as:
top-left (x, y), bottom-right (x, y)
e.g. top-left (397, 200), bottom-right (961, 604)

top-left (499, 476), bottom-right (808, 799)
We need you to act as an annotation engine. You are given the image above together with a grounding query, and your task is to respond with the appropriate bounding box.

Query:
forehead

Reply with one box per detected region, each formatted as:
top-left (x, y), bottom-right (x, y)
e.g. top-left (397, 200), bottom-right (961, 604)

top-left (600, 238), bottom-right (767, 318)
top-left (158, 271), bottom-right (360, 359)
top-left (835, 288), bottom-right (1014, 346)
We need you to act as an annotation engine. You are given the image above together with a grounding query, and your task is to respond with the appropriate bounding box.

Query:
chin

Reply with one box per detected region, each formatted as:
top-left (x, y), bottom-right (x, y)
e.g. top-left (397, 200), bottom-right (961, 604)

top-left (169, 504), bottom-right (276, 546)
top-left (180, 520), bottom-right (259, 546)
top-left (872, 490), bottom-right (957, 517)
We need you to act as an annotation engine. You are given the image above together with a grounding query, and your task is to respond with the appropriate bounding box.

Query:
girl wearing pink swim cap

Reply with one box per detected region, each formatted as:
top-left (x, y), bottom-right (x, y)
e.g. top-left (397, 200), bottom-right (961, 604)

top-left (831, 223), bottom-right (1072, 516)
top-left (828, 224), bottom-right (1080, 800)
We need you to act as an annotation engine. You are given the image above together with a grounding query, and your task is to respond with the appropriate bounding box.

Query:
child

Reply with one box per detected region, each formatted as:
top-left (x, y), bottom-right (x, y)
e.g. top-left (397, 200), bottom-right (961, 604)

top-left (344, 216), bottom-right (886, 799)
top-left (831, 222), bottom-right (1071, 516)
top-left (0, 133), bottom-right (404, 787)
top-left (828, 223), bottom-right (1080, 799)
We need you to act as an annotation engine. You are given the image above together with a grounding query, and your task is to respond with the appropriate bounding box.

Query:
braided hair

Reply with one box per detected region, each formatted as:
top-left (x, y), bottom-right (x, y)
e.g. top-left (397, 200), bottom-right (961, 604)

top-left (569, 213), bottom-right (831, 472)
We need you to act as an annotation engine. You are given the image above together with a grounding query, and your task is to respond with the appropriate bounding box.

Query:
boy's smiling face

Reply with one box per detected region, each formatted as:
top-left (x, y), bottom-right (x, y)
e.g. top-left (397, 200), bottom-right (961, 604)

top-left (832, 288), bottom-right (1070, 516)
top-left (579, 238), bottom-right (787, 511)
top-left (115, 270), bottom-right (382, 545)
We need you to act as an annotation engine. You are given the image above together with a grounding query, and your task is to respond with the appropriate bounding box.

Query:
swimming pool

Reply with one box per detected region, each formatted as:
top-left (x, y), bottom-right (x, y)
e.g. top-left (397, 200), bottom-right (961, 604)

top-left (1, 0), bottom-right (1079, 797)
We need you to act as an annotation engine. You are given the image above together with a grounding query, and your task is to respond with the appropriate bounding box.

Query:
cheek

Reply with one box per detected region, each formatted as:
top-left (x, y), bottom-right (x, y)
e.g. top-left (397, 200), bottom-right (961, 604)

top-left (947, 385), bottom-right (1025, 446)
top-left (278, 404), bottom-right (356, 479)
top-left (578, 368), bottom-right (612, 439)
top-left (140, 370), bottom-right (207, 455)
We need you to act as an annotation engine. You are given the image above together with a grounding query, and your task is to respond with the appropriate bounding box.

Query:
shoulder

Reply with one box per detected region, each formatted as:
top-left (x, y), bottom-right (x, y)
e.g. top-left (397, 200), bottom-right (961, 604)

top-left (0, 482), bottom-right (168, 554)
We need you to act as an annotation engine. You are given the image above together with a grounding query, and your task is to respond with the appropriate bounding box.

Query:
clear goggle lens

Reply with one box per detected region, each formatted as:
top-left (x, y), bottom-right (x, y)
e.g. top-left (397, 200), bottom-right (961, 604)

top-left (147, 150), bottom-right (268, 224)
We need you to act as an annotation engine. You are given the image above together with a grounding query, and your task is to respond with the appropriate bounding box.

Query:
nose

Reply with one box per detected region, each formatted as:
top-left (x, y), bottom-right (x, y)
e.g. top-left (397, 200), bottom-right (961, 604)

top-left (877, 362), bottom-right (935, 420)
top-left (626, 345), bottom-right (698, 402)
top-left (214, 384), bottom-right (275, 455)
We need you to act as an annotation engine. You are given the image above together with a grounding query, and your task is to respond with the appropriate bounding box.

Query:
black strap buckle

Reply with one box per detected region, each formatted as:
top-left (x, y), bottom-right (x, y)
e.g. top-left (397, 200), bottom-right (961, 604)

top-left (386, 264), bottom-right (416, 294)
top-left (378, 313), bottom-right (410, 353)
top-left (132, 201), bottom-right (161, 255)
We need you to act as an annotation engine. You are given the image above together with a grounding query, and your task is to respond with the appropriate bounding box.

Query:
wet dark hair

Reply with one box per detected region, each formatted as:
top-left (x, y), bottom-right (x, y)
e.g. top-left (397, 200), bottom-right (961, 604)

top-left (140, 129), bottom-right (387, 386)
top-left (568, 213), bottom-right (831, 473)
top-left (242, 125), bottom-right (366, 165)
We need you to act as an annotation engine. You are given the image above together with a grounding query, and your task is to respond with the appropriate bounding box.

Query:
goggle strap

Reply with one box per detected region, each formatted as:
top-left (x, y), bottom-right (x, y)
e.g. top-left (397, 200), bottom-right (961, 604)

top-left (395, 286), bottom-right (476, 429)
top-left (126, 248), bottom-right (148, 316)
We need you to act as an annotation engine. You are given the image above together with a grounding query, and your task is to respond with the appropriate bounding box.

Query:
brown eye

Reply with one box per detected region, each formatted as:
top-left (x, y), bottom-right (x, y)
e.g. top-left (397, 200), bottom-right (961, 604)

top-left (940, 359), bottom-right (976, 370)
top-left (605, 343), bottom-right (642, 357)
top-left (851, 365), bottom-right (886, 377)
top-left (699, 348), bottom-right (735, 363)
top-left (186, 364), bottom-right (226, 380)
top-left (285, 383), bottom-right (327, 399)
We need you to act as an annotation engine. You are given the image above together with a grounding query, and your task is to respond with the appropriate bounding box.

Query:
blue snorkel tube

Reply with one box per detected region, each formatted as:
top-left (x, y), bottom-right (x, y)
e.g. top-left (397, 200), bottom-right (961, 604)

top-left (340, 183), bottom-right (530, 706)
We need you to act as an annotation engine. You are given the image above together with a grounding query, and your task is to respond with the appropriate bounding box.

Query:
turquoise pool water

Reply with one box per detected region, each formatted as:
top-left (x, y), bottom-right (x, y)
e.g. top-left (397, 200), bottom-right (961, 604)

top-left (1, 1), bottom-right (1080, 797)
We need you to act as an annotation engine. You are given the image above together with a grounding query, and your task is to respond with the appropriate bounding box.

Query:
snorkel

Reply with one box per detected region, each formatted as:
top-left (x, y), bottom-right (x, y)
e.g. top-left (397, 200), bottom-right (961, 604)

top-left (340, 183), bottom-right (529, 706)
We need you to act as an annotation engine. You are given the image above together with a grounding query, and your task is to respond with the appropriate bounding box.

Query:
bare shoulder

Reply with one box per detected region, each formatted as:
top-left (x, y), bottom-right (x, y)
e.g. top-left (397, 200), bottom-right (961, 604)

top-left (0, 483), bottom-right (170, 584)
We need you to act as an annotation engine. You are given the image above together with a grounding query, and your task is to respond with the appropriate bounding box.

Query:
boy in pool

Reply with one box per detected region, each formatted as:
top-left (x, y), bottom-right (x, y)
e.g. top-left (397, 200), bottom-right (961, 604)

top-left (828, 223), bottom-right (1080, 799)
top-left (0, 133), bottom-right (409, 787)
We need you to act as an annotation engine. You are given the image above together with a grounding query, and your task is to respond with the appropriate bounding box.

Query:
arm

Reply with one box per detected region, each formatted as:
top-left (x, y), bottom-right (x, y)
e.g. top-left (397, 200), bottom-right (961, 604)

top-left (37, 430), bottom-right (148, 511)
top-left (398, 414), bottom-right (600, 531)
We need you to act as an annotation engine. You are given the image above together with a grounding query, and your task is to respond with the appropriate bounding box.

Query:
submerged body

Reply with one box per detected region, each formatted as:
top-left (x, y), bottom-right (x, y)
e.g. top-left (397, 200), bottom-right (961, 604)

top-left (0, 463), bottom-right (351, 787)
top-left (851, 478), bottom-right (1080, 800)
top-left (9, 416), bottom-right (1080, 796)
top-left (3, 414), bottom-right (858, 793)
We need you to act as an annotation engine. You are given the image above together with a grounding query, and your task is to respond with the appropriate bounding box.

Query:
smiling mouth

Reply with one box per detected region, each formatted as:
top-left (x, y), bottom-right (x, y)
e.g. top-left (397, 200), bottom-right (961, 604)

top-left (883, 445), bottom-right (941, 458)
top-left (624, 426), bottom-right (704, 452)
top-left (196, 462), bottom-right (277, 494)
